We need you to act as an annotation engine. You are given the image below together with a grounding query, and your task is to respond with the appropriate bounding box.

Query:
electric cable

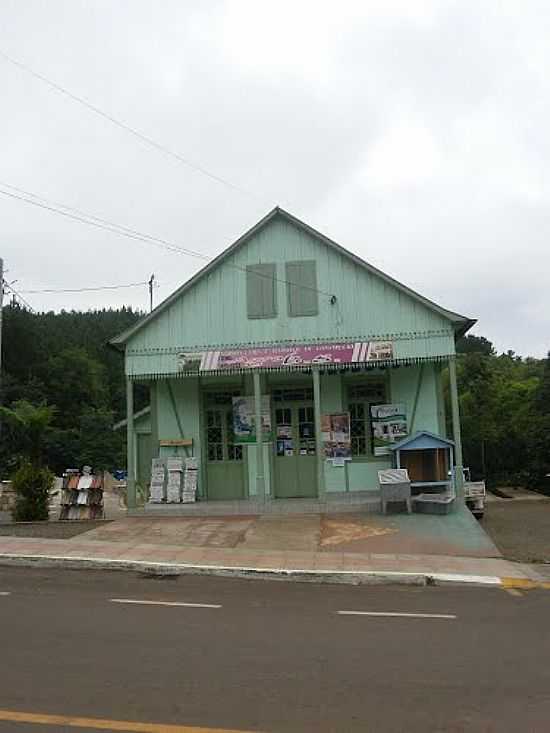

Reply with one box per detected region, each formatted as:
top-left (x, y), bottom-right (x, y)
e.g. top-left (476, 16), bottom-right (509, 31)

top-left (0, 183), bottom-right (336, 298)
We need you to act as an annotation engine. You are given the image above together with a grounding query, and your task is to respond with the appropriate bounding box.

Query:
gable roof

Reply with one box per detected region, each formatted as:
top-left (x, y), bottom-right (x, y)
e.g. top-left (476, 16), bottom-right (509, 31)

top-left (110, 207), bottom-right (475, 349)
top-left (390, 430), bottom-right (455, 452)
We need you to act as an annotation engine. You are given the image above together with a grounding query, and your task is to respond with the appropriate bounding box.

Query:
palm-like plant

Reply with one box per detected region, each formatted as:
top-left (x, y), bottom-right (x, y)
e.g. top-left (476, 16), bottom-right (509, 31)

top-left (0, 400), bottom-right (56, 466)
top-left (0, 400), bottom-right (57, 521)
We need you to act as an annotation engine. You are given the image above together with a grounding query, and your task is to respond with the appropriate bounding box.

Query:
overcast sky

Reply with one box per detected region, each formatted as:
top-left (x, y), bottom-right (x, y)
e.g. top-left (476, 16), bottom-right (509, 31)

top-left (1, 1), bottom-right (548, 357)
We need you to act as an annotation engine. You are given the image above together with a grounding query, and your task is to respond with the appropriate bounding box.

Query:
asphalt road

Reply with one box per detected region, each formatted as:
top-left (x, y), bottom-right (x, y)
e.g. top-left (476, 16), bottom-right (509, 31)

top-left (1, 568), bottom-right (549, 732)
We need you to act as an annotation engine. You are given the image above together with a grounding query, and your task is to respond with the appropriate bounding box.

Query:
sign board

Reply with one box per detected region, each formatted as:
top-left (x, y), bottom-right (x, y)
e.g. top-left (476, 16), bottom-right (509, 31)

top-left (198, 341), bottom-right (393, 372)
top-left (232, 396), bottom-right (272, 443)
top-left (149, 457), bottom-right (166, 503)
top-left (370, 403), bottom-right (408, 455)
top-left (166, 457), bottom-right (183, 503)
top-left (182, 457), bottom-right (198, 503)
top-left (322, 413), bottom-right (352, 464)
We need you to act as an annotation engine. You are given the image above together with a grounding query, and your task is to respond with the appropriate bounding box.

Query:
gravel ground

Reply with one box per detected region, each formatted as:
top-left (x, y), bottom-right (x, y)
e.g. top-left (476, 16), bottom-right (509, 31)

top-left (0, 521), bottom-right (111, 539)
top-left (481, 499), bottom-right (550, 562)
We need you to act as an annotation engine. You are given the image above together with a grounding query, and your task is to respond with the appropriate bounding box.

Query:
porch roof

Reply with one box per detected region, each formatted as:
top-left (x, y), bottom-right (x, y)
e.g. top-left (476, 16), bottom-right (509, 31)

top-left (125, 331), bottom-right (458, 380)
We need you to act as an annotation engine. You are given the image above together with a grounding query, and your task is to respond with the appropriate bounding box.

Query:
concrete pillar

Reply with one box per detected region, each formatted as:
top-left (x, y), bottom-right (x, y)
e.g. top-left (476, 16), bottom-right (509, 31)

top-left (126, 377), bottom-right (136, 509)
top-left (313, 368), bottom-right (324, 499)
top-left (253, 371), bottom-right (265, 501)
top-left (448, 357), bottom-right (464, 499)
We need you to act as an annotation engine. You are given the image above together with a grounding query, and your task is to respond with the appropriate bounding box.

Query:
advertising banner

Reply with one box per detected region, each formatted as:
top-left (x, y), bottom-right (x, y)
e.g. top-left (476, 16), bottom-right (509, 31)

top-left (198, 341), bottom-right (393, 372)
top-left (322, 413), bottom-right (352, 465)
top-left (232, 396), bottom-right (272, 443)
top-left (370, 403), bottom-right (408, 455)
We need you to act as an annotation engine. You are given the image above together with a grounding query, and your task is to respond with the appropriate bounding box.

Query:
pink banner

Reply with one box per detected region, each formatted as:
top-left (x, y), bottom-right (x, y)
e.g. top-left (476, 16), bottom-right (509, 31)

top-left (199, 341), bottom-right (393, 372)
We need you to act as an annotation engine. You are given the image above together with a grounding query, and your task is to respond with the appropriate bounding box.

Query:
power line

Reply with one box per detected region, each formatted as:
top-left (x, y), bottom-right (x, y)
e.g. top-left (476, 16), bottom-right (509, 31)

top-left (17, 281), bottom-right (149, 294)
top-left (0, 48), bottom-right (270, 205)
top-left (0, 183), bottom-right (335, 298)
top-left (0, 186), bottom-right (193, 256)
top-left (3, 281), bottom-right (35, 312)
top-left (1, 181), bottom-right (170, 244)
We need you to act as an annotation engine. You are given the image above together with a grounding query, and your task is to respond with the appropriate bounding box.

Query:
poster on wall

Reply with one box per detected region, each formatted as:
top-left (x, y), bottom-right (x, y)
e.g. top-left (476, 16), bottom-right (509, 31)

top-left (232, 396), bottom-right (272, 443)
top-left (322, 413), bottom-right (352, 464)
top-left (370, 403), bottom-right (408, 455)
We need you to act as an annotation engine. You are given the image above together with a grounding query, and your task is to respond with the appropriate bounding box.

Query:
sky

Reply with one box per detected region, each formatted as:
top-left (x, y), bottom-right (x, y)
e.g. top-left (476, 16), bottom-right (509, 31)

top-left (1, 0), bottom-right (548, 357)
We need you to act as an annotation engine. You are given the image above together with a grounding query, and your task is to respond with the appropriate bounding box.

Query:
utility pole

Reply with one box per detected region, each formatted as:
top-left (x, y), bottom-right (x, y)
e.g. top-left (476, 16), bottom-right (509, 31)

top-left (0, 258), bottom-right (4, 435)
top-left (148, 273), bottom-right (155, 313)
top-left (0, 258), bottom-right (3, 382)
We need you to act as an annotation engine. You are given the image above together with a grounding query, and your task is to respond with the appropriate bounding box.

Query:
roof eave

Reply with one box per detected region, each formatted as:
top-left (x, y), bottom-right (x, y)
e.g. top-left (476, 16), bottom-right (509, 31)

top-left (453, 318), bottom-right (477, 339)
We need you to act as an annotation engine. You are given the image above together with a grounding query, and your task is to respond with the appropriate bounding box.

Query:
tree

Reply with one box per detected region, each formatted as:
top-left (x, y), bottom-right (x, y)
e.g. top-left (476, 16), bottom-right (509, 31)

top-left (77, 408), bottom-right (125, 472)
top-left (457, 353), bottom-right (498, 481)
top-left (530, 351), bottom-right (550, 487)
top-left (0, 401), bottom-right (56, 520)
top-left (0, 304), bottom-right (144, 477)
top-left (0, 400), bottom-right (57, 466)
top-left (42, 347), bottom-right (108, 419)
top-left (456, 334), bottom-right (495, 356)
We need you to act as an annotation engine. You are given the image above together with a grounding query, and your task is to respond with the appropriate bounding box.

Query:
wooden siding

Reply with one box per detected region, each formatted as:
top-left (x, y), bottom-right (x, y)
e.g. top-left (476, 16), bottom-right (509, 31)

top-left (125, 216), bottom-right (456, 377)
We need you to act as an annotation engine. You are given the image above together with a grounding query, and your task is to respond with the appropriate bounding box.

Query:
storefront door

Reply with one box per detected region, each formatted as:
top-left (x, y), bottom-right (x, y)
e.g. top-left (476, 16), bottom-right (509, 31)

top-left (273, 399), bottom-right (317, 498)
top-left (205, 392), bottom-right (245, 500)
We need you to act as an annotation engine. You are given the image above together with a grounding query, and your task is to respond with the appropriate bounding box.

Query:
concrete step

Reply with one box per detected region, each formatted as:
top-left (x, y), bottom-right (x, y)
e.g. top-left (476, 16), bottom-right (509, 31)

top-left (136, 492), bottom-right (381, 517)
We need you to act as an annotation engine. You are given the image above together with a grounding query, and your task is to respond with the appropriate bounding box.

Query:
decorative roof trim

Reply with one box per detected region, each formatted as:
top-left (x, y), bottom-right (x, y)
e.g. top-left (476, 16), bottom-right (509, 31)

top-left (110, 207), bottom-right (475, 349)
top-left (127, 354), bottom-right (451, 381)
top-left (125, 328), bottom-right (455, 357)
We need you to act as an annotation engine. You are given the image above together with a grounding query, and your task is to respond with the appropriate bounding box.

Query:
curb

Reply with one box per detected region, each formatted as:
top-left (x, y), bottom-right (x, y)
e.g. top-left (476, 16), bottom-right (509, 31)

top-left (0, 553), bottom-right (506, 588)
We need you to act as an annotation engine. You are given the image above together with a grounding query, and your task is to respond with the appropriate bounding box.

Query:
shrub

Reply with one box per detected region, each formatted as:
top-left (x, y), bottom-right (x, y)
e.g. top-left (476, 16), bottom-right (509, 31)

top-left (11, 460), bottom-right (54, 522)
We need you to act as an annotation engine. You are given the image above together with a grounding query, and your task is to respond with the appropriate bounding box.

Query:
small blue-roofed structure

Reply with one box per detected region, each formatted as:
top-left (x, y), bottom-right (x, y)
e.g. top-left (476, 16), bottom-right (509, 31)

top-left (390, 431), bottom-right (455, 494)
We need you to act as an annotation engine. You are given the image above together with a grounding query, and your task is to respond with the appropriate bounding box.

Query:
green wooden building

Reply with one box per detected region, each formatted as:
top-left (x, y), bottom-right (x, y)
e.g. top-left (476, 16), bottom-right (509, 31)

top-left (110, 208), bottom-right (474, 511)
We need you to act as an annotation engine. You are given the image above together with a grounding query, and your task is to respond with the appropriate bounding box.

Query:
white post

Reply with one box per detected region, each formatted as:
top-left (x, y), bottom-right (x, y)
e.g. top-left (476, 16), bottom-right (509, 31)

top-left (126, 377), bottom-right (136, 509)
top-left (448, 357), bottom-right (464, 500)
top-left (253, 371), bottom-right (265, 501)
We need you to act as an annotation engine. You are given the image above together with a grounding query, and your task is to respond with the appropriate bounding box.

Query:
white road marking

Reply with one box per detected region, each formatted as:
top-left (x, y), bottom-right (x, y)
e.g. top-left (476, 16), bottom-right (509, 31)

top-left (0, 592), bottom-right (11, 596)
top-left (337, 610), bottom-right (456, 619)
top-left (110, 598), bottom-right (221, 608)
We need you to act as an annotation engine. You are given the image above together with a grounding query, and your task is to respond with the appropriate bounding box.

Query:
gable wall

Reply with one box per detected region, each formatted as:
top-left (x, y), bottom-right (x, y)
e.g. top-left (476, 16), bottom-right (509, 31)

top-left (125, 217), bottom-right (456, 377)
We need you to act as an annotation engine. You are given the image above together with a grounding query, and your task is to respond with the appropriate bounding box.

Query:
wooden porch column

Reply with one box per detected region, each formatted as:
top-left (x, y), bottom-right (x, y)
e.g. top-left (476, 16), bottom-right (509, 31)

top-left (126, 377), bottom-right (136, 509)
top-left (150, 381), bottom-right (159, 455)
top-left (448, 356), bottom-right (464, 500)
top-left (313, 368), bottom-right (325, 499)
top-left (253, 371), bottom-right (265, 501)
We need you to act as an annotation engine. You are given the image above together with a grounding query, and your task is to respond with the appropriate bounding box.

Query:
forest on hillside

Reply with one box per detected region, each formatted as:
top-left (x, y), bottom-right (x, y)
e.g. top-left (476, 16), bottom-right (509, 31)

top-left (0, 305), bottom-right (145, 474)
top-left (0, 304), bottom-right (549, 487)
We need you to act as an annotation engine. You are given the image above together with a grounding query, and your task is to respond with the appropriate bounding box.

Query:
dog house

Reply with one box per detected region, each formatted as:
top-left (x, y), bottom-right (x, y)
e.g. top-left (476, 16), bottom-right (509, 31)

top-left (390, 431), bottom-right (456, 512)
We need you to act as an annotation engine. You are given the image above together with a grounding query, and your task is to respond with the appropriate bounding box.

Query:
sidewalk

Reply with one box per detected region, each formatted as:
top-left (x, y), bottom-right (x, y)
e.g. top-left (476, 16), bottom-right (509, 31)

top-left (0, 533), bottom-right (545, 589)
top-left (2, 505), bottom-right (548, 589)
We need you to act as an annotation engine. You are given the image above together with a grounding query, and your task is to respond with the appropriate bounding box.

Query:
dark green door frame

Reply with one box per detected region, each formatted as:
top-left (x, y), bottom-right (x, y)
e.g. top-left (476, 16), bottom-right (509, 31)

top-left (202, 388), bottom-right (246, 500)
top-left (273, 400), bottom-right (317, 498)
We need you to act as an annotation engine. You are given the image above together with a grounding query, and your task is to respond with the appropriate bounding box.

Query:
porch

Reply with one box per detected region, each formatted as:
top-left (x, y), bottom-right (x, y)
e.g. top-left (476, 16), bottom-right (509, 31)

top-left (125, 354), bottom-right (465, 509)
top-left (88, 502), bottom-right (500, 559)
